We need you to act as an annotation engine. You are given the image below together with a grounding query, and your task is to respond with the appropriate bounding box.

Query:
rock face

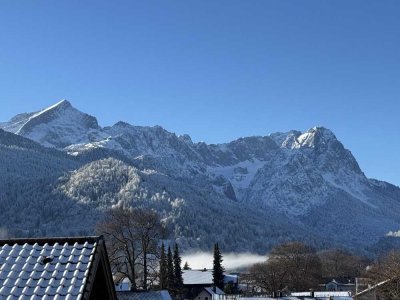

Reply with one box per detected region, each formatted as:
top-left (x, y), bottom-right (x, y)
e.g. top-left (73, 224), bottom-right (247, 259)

top-left (1, 101), bottom-right (400, 254)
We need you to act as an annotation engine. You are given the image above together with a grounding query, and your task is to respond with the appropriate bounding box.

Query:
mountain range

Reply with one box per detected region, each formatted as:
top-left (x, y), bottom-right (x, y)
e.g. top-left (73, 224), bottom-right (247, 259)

top-left (1, 99), bottom-right (399, 255)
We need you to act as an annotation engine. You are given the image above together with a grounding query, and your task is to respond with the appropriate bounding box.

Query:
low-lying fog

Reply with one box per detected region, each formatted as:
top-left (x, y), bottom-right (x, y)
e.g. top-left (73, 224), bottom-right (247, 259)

top-left (182, 252), bottom-right (266, 271)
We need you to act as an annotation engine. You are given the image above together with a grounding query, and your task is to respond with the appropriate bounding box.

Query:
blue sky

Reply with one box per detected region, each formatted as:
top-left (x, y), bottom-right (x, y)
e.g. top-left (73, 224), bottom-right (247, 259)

top-left (0, 1), bottom-right (399, 185)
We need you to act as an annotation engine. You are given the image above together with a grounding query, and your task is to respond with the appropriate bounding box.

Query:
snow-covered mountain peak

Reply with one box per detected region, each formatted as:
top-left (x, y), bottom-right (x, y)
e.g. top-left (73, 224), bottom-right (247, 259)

top-left (310, 126), bottom-right (336, 139)
top-left (294, 126), bottom-right (337, 148)
top-left (0, 100), bottom-right (102, 148)
top-left (178, 134), bottom-right (193, 144)
top-left (112, 121), bottom-right (132, 128)
top-left (269, 127), bottom-right (337, 149)
top-left (49, 98), bottom-right (72, 109)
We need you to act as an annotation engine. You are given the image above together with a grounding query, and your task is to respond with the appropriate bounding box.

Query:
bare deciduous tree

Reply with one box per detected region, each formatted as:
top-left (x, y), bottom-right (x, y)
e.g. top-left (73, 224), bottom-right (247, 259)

top-left (247, 259), bottom-right (287, 295)
top-left (247, 241), bottom-right (322, 295)
top-left (365, 250), bottom-right (400, 299)
top-left (135, 209), bottom-right (164, 290)
top-left (96, 207), bottom-right (164, 290)
top-left (318, 248), bottom-right (368, 278)
top-left (269, 241), bottom-right (322, 292)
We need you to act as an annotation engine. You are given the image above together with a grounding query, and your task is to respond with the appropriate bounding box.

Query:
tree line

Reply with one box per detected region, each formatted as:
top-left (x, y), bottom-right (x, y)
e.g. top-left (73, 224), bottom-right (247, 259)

top-left (97, 206), bottom-right (227, 295)
top-left (97, 206), bottom-right (400, 298)
top-left (96, 206), bottom-right (197, 294)
top-left (159, 242), bottom-right (184, 296)
top-left (360, 250), bottom-right (400, 299)
top-left (245, 241), bottom-right (400, 298)
top-left (244, 241), bottom-right (369, 296)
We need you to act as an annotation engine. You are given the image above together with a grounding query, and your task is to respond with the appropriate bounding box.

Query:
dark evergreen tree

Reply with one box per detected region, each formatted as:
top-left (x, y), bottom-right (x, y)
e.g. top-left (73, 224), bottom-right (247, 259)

top-left (166, 246), bottom-right (175, 292)
top-left (212, 243), bottom-right (225, 289)
top-left (159, 242), bottom-right (167, 289)
top-left (183, 261), bottom-right (191, 270)
top-left (173, 243), bottom-right (184, 291)
top-left (224, 282), bottom-right (236, 294)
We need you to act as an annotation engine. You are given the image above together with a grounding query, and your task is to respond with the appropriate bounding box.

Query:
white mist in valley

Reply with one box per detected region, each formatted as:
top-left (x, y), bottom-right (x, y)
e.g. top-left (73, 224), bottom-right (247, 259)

top-left (182, 252), bottom-right (266, 271)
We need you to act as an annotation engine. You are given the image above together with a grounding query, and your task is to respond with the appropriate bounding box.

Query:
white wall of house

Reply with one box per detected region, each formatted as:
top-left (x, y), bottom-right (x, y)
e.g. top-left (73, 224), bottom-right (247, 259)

top-left (195, 290), bottom-right (226, 300)
top-left (196, 290), bottom-right (212, 300)
top-left (115, 279), bottom-right (130, 291)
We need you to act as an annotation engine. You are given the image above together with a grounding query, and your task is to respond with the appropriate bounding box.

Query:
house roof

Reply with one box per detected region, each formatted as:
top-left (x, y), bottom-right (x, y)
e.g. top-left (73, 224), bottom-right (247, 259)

top-left (182, 269), bottom-right (238, 285)
top-left (238, 298), bottom-right (300, 300)
top-left (183, 269), bottom-right (213, 285)
top-left (203, 287), bottom-right (225, 295)
top-left (323, 277), bottom-right (356, 285)
top-left (292, 291), bottom-right (352, 297)
top-left (0, 236), bottom-right (116, 299)
top-left (117, 290), bottom-right (172, 300)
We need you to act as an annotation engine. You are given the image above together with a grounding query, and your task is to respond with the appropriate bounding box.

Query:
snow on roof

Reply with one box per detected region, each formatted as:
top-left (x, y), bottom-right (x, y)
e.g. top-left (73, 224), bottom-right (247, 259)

top-left (183, 269), bottom-right (213, 285)
top-left (326, 279), bottom-right (355, 286)
top-left (183, 269), bottom-right (238, 285)
top-left (314, 291), bottom-right (351, 297)
top-left (239, 296), bottom-right (300, 300)
top-left (238, 297), bottom-right (272, 300)
top-left (292, 291), bottom-right (351, 297)
top-left (117, 290), bottom-right (172, 300)
top-left (224, 273), bottom-right (238, 283)
top-left (204, 287), bottom-right (225, 295)
top-left (0, 236), bottom-right (103, 299)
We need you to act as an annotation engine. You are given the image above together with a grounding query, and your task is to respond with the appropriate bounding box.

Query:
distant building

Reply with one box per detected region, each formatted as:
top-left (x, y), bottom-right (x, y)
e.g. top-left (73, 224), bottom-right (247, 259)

top-left (195, 287), bottom-right (225, 300)
top-left (183, 269), bottom-right (238, 287)
top-left (292, 291), bottom-right (352, 299)
top-left (116, 277), bottom-right (132, 292)
top-left (0, 236), bottom-right (117, 299)
top-left (117, 290), bottom-right (172, 300)
top-left (183, 269), bottom-right (238, 298)
top-left (323, 278), bottom-right (356, 294)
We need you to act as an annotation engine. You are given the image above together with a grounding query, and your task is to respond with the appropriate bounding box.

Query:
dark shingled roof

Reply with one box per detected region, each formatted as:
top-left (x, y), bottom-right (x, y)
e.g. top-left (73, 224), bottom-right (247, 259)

top-left (0, 236), bottom-right (117, 300)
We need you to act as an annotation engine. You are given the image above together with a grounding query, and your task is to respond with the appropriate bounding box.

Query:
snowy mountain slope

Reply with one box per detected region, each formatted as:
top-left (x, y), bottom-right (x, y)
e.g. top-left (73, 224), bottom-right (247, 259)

top-left (1, 101), bottom-right (400, 253)
top-left (0, 129), bottom-right (93, 236)
top-left (0, 129), bottom-right (328, 252)
top-left (57, 157), bottom-right (328, 252)
top-left (245, 127), bottom-right (372, 215)
top-left (0, 100), bottom-right (105, 148)
top-left (0, 112), bottom-right (37, 133)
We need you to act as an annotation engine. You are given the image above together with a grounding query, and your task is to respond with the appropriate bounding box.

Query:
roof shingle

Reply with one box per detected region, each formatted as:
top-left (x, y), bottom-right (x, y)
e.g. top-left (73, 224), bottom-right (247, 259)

top-left (0, 237), bottom-right (99, 299)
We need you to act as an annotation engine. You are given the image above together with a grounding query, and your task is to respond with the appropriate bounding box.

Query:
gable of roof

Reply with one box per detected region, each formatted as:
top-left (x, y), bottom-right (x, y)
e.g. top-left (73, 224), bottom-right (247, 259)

top-left (117, 290), bottom-right (172, 300)
top-left (203, 287), bottom-right (225, 295)
top-left (0, 236), bottom-right (117, 300)
top-left (323, 277), bottom-right (355, 285)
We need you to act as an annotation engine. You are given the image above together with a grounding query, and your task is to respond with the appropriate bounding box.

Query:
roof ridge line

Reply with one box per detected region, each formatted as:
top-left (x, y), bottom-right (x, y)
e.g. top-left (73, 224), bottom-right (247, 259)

top-left (0, 236), bottom-right (102, 246)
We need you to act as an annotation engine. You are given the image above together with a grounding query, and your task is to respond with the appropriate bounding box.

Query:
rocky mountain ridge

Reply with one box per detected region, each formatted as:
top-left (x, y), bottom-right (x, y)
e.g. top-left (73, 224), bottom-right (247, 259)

top-left (1, 100), bottom-right (399, 254)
